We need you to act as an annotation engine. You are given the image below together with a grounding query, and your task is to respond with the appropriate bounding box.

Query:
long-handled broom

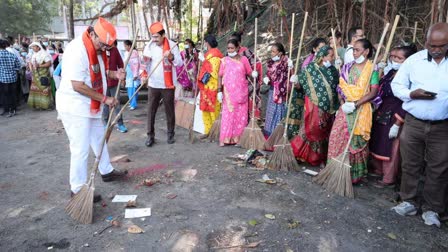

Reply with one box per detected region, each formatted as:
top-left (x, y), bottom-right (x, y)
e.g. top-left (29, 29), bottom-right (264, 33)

top-left (208, 112), bottom-right (221, 142)
top-left (189, 29), bottom-right (206, 143)
top-left (264, 14), bottom-right (296, 150)
top-left (65, 29), bottom-right (139, 224)
top-left (313, 22), bottom-right (392, 198)
top-left (268, 12), bottom-right (306, 171)
top-left (239, 18), bottom-right (266, 150)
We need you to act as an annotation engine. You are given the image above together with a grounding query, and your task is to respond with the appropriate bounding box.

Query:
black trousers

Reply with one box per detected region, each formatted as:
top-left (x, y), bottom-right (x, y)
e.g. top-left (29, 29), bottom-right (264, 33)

top-left (0, 82), bottom-right (17, 112)
top-left (146, 87), bottom-right (175, 139)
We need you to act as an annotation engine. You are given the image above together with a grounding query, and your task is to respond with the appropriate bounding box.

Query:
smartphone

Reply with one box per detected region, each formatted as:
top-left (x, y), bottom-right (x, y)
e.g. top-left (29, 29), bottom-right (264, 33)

top-left (424, 91), bottom-right (438, 97)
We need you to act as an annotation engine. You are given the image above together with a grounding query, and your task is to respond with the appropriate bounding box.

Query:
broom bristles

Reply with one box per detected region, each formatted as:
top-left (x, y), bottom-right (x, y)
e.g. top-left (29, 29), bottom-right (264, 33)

top-left (239, 118), bottom-right (266, 150)
top-left (267, 137), bottom-right (300, 171)
top-left (208, 116), bottom-right (221, 142)
top-left (313, 153), bottom-right (354, 198)
top-left (264, 123), bottom-right (285, 150)
top-left (65, 184), bottom-right (94, 224)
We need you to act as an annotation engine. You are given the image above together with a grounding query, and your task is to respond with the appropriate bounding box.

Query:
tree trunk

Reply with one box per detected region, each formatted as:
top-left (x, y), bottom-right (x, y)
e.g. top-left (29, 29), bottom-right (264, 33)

top-left (68, 0), bottom-right (75, 39)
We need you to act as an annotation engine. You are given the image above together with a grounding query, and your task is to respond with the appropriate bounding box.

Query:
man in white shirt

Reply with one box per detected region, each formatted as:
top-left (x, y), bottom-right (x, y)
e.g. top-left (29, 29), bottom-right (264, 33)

top-left (391, 22), bottom-right (448, 228)
top-left (143, 22), bottom-right (182, 147)
top-left (56, 17), bottom-right (127, 200)
top-left (344, 27), bottom-right (364, 63)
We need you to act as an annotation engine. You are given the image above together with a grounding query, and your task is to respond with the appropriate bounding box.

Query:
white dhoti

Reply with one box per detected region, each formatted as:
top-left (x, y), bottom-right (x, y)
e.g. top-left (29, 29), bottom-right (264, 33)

top-left (59, 113), bottom-right (114, 193)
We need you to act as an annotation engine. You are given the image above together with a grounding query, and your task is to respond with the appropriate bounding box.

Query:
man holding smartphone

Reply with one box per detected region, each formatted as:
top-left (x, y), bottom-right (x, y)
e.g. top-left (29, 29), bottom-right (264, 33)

top-left (391, 23), bottom-right (448, 228)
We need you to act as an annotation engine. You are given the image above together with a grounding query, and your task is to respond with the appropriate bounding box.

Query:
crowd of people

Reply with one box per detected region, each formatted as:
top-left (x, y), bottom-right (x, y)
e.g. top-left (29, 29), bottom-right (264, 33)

top-left (1, 18), bottom-right (447, 229)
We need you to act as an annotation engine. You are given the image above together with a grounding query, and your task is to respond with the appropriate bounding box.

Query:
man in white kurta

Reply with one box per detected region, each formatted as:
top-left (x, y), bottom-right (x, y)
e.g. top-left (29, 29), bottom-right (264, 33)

top-left (56, 18), bottom-right (126, 196)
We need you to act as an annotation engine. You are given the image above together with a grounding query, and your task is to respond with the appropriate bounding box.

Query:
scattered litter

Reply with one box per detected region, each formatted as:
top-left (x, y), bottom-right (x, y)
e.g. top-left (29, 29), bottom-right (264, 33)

top-left (211, 241), bottom-right (262, 249)
top-left (129, 120), bottom-right (144, 125)
top-left (387, 233), bottom-right (397, 240)
top-left (251, 156), bottom-right (268, 169)
top-left (101, 202), bottom-right (107, 208)
top-left (125, 200), bottom-right (137, 208)
top-left (287, 219), bottom-right (300, 229)
top-left (166, 193), bottom-right (177, 199)
top-left (367, 229), bottom-right (372, 233)
top-left (112, 195), bottom-right (137, 203)
top-left (286, 248), bottom-right (294, 252)
top-left (128, 224), bottom-right (144, 234)
top-left (180, 169), bottom-right (198, 181)
top-left (248, 219), bottom-right (258, 226)
top-left (256, 174), bottom-right (277, 184)
top-left (303, 169), bottom-right (318, 176)
top-left (290, 190), bottom-right (297, 195)
top-left (265, 214), bottom-right (276, 220)
top-left (47, 246), bottom-right (53, 250)
top-left (106, 216), bottom-right (114, 221)
top-left (83, 243), bottom-right (89, 247)
top-left (125, 208), bottom-right (152, 218)
top-left (141, 218), bottom-right (146, 221)
top-left (143, 178), bottom-right (161, 187)
top-left (110, 154), bottom-right (131, 163)
top-left (377, 226), bottom-right (382, 230)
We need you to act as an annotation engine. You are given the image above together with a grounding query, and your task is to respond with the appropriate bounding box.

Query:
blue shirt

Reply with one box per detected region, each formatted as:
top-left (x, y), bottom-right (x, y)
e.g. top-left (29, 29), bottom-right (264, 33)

top-left (0, 49), bottom-right (21, 83)
top-left (391, 49), bottom-right (448, 121)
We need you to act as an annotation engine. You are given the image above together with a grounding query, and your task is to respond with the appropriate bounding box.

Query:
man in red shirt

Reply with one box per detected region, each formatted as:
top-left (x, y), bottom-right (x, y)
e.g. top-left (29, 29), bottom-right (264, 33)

top-left (102, 40), bottom-right (128, 133)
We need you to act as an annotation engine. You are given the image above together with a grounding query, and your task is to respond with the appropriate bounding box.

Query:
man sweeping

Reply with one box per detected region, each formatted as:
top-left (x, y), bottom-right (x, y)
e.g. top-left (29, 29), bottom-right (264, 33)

top-left (143, 22), bottom-right (182, 147)
top-left (56, 17), bottom-right (127, 201)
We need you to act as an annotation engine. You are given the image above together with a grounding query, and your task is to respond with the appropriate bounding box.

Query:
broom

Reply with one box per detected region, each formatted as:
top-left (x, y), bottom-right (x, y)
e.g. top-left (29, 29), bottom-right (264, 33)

top-left (264, 14), bottom-right (296, 150)
top-left (239, 18), bottom-right (266, 150)
top-left (189, 29), bottom-right (206, 143)
top-left (268, 12), bottom-right (305, 171)
top-left (65, 29), bottom-right (139, 224)
top-left (379, 15), bottom-right (400, 77)
top-left (208, 112), bottom-right (221, 142)
top-left (313, 23), bottom-right (392, 198)
top-left (331, 28), bottom-right (341, 73)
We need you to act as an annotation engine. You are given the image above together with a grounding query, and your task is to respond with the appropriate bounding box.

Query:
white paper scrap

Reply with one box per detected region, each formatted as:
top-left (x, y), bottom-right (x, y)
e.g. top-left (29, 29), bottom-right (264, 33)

top-left (112, 195), bottom-right (137, 203)
top-left (125, 208), bottom-right (152, 218)
top-left (303, 169), bottom-right (318, 176)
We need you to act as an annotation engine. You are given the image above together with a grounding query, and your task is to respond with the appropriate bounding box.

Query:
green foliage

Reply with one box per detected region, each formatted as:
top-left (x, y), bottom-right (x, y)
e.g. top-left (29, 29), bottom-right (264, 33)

top-left (0, 0), bottom-right (58, 36)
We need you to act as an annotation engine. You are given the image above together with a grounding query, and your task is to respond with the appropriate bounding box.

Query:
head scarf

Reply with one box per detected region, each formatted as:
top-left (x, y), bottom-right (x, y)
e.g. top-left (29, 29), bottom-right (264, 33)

top-left (29, 42), bottom-right (51, 65)
top-left (298, 45), bottom-right (339, 113)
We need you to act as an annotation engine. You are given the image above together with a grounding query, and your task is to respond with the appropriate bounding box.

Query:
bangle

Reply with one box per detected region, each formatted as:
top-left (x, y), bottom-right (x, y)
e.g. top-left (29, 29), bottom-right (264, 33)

top-left (102, 96), bottom-right (107, 103)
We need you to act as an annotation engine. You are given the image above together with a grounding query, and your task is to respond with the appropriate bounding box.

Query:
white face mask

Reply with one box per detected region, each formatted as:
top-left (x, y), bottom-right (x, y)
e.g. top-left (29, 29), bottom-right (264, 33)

top-left (228, 51), bottom-right (237, 57)
top-left (48, 50), bottom-right (55, 54)
top-left (323, 60), bottom-right (332, 68)
top-left (43, 42), bottom-right (48, 46)
top-left (185, 45), bottom-right (190, 49)
top-left (355, 55), bottom-right (365, 64)
top-left (272, 55), bottom-right (280, 61)
top-left (390, 60), bottom-right (401, 70)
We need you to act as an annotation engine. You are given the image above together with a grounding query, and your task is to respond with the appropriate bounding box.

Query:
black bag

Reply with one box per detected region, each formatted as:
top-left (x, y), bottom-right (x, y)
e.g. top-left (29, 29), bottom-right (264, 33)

top-left (201, 72), bottom-right (211, 85)
top-left (40, 76), bottom-right (50, 86)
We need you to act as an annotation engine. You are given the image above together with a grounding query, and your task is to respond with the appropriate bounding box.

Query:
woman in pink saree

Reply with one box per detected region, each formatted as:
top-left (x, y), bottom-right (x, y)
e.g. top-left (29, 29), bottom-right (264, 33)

top-left (218, 39), bottom-right (254, 146)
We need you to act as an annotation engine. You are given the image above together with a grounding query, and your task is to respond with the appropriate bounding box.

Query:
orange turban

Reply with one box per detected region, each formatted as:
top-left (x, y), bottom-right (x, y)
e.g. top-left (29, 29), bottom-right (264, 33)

top-left (94, 17), bottom-right (117, 46)
top-left (150, 22), bottom-right (164, 34)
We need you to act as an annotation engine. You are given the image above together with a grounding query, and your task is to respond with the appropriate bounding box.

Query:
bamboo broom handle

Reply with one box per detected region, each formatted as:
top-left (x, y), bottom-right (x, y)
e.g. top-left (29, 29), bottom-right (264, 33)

top-left (379, 15), bottom-right (400, 76)
top-left (283, 12), bottom-right (308, 135)
top-left (340, 23), bottom-right (390, 158)
top-left (285, 13), bottom-right (296, 106)
top-left (250, 18), bottom-right (258, 128)
top-left (331, 28), bottom-right (341, 73)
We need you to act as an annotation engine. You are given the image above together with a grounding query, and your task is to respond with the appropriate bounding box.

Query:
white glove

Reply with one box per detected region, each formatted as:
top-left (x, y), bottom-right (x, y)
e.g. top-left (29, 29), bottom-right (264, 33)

top-left (335, 58), bottom-right (342, 68)
top-left (290, 74), bottom-right (299, 83)
top-left (287, 58), bottom-right (294, 69)
top-left (198, 52), bottom-right (205, 62)
top-left (341, 102), bottom-right (356, 114)
top-left (251, 70), bottom-right (259, 79)
top-left (217, 92), bottom-right (223, 103)
top-left (388, 124), bottom-right (400, 139)
top-left (263, 77), bottom-right (270, 85)
top-left (377, 61), bottom-right (387, 69)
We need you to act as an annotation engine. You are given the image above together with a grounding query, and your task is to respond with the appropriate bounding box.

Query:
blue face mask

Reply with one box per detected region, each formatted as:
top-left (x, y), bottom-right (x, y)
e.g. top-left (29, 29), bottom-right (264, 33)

top-left (43, 42), bottom-right (49, 46)
top-left (48, 50), bottom-right (55, 54)
top-left (21, 52), bottom-right (27, 57)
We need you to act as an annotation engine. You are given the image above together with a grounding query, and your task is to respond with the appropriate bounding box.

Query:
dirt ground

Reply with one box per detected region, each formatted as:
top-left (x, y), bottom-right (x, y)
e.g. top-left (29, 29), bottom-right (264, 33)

top-left (0, 102), bottom-right (447, 252)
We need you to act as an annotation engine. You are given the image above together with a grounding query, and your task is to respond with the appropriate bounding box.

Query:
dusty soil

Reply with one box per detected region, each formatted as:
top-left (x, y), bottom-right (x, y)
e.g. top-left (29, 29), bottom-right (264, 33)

top-left (0, 102), bottom-right (447, 252)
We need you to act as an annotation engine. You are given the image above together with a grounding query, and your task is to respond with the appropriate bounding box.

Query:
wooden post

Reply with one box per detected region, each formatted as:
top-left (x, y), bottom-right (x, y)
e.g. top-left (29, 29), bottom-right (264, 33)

top-left (413, 21), bottom-right (418, 43)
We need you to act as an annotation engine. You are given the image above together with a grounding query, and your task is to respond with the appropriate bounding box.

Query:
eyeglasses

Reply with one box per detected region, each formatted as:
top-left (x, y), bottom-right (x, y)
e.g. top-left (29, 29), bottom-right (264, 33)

top-left (94, 33), bottom-right (113, 50)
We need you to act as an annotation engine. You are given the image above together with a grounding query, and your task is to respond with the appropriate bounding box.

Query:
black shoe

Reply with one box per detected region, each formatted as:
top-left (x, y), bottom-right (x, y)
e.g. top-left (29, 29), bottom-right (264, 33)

top-left (6, 109), bottom-right (16, 118)
top-left (101, 169), bottom-right (128, 182)
top-left (71, 192), bottom-right (102, 203)
top-left (145, 137), bottom-right (155, 147)
top-left (167, 135), bottom-right (175, 144)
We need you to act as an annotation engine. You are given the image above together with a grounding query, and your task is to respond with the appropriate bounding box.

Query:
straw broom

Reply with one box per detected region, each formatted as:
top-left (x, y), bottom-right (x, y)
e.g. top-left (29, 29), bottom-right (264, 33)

top-left (268, 12), bottom-right (305, 171)
top-left (65, 29), bottom-right (139, 224)
top-left (239, 18), bottom-right (266, 150)
top-left (189, 29), bottom-right (206, 143)
top-left (208, 112), bottom-right (221, 142)
top-left (313, 23), bottom-right (392, 198)
top-left (379, 15), bottom-right (400, 77)
top-left (264, 14), bottom-right (296, 150)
